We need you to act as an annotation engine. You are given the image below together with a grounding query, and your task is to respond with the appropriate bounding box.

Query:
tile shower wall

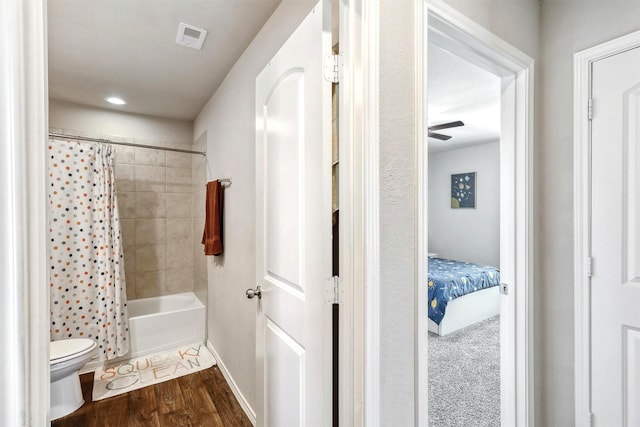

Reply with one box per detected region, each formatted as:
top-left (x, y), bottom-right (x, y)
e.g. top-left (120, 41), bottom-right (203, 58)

top-left (192, 133), bottom-right (207, 304)
top-left (110, 138), bottom-right (204, 300)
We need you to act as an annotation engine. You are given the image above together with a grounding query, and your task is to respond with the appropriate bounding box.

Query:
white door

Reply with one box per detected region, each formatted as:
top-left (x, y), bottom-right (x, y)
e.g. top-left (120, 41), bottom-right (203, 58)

top-left (254, 2), bottom-right (332, 426)
top-left (591, 45), bottom-right (640, 426)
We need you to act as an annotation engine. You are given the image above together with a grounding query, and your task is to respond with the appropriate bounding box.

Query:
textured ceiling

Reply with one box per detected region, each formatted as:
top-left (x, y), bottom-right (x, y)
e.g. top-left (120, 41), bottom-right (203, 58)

top-left (48, 3), bottom-right (501, 134)
top-left (48, 0), bottom-right (282, 121)
top-left (428, 43), bottom-right (501, 153)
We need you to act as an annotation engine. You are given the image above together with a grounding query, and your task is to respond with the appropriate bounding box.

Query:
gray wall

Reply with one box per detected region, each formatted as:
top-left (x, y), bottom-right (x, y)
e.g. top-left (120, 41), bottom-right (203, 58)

top-left (379, 1), bottom-right (417, 424)
top-left (49, 99), bottom-right (193, 143)
top-left (428, 142), bottom-right (500, 267)
top-left (537, 2), bottom-right (640, 426)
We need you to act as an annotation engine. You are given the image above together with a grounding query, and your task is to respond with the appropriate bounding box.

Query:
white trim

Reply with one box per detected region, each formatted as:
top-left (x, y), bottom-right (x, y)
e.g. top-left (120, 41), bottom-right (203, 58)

top-left (415, 0), bottom-right (429, 424)
top-left (427, 2), bottom-right (532, 73)
top-left (338, 0), bottom-right (356, 423)
top-left (0, 0), bottom-right (49, 425)
top-left (573, 29), bottom-right (640, 427)
top-left (419, 1), bottom-right (534, 426)
top-left (519, 63), bottom-right (536, 427)
top-left (338, 0), bottom-right (380, 425)
top-left (362, 1), bottom-right (380, 425)
top-left (500, 72), bottom-right (519, 426)
top-left (337, 1), bottom-right (359, 424)
top-left (206, 340), bottom-right (256, 425)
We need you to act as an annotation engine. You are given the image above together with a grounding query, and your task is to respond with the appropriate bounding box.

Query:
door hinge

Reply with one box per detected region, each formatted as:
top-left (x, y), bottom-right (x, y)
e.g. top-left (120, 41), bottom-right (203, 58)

top-left (588, 98), bottom-right (593, 120)
top-left (588, 411), bottom-right (593, 426)
top-left (587, 256), bottom-right (593, 278)
top-left (325, 276), bottom-right (343, 304)
top-left (499, 282), bottom-right (508, 295)
top-left (324, 54), bottom-right (343, 83)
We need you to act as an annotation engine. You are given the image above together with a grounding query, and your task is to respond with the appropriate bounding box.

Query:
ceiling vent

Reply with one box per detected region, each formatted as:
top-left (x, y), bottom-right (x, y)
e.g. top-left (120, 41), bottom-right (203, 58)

top-left (176, 23), bottom-right (207, 50)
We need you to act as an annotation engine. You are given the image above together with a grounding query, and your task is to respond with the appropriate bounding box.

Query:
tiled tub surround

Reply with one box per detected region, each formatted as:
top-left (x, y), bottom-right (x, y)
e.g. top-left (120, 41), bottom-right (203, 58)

top-left (109, 137), bottom-right (205, 300)
top-left (192, 133), bottom-right (207, 305)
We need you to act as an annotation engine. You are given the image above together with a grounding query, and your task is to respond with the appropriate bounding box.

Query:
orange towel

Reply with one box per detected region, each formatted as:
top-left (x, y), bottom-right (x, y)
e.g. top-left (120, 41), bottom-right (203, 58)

top-left (202, 180), bottom-right (224, 256)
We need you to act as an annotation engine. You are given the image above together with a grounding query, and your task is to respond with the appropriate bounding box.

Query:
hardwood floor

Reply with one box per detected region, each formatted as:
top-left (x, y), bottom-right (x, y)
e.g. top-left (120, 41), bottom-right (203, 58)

top-left (52, 367), bottom-right (252, 427)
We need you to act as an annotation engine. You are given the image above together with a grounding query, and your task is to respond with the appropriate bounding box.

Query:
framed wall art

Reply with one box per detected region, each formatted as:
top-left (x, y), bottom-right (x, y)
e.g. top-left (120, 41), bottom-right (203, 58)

top-left (451, 172), bottom-right (476, 208)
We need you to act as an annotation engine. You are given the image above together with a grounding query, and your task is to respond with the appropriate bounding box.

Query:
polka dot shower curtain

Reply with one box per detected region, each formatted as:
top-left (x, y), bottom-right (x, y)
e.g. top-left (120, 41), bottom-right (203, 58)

top-left (48, 138), bottom-right (129, 361)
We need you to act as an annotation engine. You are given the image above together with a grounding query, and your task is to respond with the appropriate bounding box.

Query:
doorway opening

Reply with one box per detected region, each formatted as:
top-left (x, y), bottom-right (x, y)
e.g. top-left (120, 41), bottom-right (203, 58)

top-left (417, 2), bottom-right (534, 426)
top-left (426, 41), bottom-right (502, 425)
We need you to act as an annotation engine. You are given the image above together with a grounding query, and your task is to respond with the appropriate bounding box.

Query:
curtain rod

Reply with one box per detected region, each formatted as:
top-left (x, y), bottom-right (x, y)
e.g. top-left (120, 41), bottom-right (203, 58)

top-left (49, 132), bottom-right (207, 156)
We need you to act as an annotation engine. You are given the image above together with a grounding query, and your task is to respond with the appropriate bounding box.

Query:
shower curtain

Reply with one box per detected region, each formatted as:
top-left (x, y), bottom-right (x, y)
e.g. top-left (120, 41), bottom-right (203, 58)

top-left (48, 138), bottom-right (129, 361)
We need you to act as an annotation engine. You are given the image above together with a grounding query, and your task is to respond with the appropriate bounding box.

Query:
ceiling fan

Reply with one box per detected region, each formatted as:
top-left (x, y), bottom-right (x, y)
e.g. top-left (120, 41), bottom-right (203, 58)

top-left (428, 120), bottom-right (464, 141)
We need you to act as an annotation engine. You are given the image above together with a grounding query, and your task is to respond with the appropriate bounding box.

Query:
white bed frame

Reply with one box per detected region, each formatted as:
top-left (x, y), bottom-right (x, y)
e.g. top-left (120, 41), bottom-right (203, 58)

top-left (428, 285), bottom-right (500, 336)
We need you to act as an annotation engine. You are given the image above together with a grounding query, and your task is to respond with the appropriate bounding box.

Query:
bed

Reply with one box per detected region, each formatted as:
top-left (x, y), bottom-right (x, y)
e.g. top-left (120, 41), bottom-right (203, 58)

top-left (428, 257), bottom-right (501, 336)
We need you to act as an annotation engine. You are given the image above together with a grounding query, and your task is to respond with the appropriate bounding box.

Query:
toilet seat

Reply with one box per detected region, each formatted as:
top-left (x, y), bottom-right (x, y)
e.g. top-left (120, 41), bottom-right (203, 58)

top-left (51, 339), bottom-right (96, 365)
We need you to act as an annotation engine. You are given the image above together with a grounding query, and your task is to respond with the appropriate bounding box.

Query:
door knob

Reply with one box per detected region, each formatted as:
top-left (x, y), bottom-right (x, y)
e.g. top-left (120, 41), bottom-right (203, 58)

top-left (246, 286), bottom-right (262, 300)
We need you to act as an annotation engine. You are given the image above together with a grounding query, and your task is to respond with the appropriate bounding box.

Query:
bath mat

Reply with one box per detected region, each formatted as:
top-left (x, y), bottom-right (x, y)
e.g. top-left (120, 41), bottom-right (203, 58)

top-left (92, 342), bottom-right (216, 401)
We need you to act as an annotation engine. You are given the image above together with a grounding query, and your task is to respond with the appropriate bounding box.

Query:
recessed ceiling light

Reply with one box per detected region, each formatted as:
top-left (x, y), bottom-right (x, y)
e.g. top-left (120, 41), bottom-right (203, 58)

top-left (105, 96), bottom-right (126, 105)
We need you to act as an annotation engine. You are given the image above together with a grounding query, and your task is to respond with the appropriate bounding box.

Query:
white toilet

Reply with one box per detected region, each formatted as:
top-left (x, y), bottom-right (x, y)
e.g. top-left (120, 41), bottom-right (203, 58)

top-left (50, 338), bottom-right (97, 420)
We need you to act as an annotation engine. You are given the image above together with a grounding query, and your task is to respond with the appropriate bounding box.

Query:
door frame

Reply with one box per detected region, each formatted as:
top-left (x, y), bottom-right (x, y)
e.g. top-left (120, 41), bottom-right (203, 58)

top-left (573, 29), bottom-right (640, 427)
top-left (0, 0), bottom-right (49, 425)
top-left (337, 0), bottom-right (379, 425)
top-left (417, 1), bottom-right (535, 426)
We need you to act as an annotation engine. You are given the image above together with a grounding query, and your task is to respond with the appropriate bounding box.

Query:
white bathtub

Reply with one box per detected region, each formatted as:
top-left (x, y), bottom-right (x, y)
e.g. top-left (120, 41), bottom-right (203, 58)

top-left (82, 292), bottom-right (205, 372)
top-left (127, 292), bottom-right (205, 357)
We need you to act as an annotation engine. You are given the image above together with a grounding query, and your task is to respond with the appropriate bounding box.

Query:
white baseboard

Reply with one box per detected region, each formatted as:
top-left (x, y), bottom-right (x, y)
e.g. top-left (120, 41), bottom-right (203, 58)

top-left (206, 340), bottom-right (256, 425)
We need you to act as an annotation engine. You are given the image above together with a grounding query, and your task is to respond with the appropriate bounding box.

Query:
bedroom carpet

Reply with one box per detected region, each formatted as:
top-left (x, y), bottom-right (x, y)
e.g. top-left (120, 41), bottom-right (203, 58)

top-left (429, 316), bottom-right (500, 427)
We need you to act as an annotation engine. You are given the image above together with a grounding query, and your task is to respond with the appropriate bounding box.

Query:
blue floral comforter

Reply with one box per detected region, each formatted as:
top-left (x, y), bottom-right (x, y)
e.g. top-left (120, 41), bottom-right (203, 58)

top-left (428, 257), bottom-right (500, 325)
